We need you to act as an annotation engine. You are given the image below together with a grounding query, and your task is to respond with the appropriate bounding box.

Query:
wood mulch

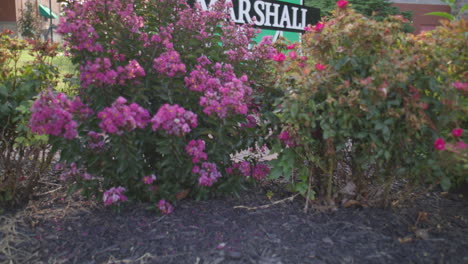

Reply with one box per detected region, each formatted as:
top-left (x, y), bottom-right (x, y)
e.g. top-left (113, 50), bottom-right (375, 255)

top-left (1, 180), bottom-right (467, 264)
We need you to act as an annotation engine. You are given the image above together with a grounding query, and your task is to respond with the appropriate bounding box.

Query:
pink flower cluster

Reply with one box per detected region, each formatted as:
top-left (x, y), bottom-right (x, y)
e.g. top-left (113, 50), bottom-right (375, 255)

top-left (228, 161), bottom-right (270, 180)
top-left (97, 97), bottom-right (150, 134)
top-left (70, 96), bottom-right (94, 120)
top-left (278, 131), bottom-right (297, 148)
top-left (153, 50), bottom-right (186, 77)
top-left (185, 140), bottom-right (208, 163)
top-left (315, 63), bottom-right (327, 71)
top-left (434, 129), bottom-right (466, 152)
top-left (241, 115), bottom-right (257, 128)
top-left (157, 199), bottom-right (174, 215)
top-left (87, 131), bottom-right (105, 150)
top-left (58, 0), bottom-right (143, 52)
top-left (55, 162), bottom-right (93, 181)
top-left (337, 0), bottom-right (349, 8)
top-left (142, 174), bottom-right (157, 185)
top-left (103, 186), bottom-right (128, 206)
top-left (80, 58), bottom-right (145, 87)
top-left (453, 81), bottom-right (467, 92)
top-left (272, 53), bottom-right (286, 62)
top-left (251, 36), bottom-right (278, 60)
top-left (30, 90), bottom-right (91, 140)
top-left (185, 60), bottom-right (253, 118)
top-left (151, 104), bottom-right (198, 136)
top-left (221, 23), bottom-right (259, 61)
top-left (193, 162), bottom-right (222, 187)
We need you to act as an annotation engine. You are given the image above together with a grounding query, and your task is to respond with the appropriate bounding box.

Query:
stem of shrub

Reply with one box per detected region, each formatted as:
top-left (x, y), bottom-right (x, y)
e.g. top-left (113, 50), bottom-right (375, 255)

top-left (304, 165), bottom-right (314, 213)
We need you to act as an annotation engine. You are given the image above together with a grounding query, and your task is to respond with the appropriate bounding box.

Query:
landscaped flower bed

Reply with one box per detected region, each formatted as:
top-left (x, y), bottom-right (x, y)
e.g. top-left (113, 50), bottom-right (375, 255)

top-left (1, 0), bottom-right (467, 263)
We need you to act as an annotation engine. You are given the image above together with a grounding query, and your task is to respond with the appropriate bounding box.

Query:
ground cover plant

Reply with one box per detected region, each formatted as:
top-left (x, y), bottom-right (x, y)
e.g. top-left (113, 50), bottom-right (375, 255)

top-left (29, 0), bottom-right (279, 213)
top-left (268, 2), bottom-right (467, 209)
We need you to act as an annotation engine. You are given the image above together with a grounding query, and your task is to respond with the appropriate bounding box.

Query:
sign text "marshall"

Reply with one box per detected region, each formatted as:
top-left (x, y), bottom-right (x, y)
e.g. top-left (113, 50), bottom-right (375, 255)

top-left (191, 0), bottom-right (320, 33)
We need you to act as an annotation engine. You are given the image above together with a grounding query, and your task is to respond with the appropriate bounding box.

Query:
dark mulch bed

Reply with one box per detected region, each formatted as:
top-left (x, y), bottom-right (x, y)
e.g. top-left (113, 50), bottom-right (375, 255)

top-left (1, 182), bottom-right (468, 264)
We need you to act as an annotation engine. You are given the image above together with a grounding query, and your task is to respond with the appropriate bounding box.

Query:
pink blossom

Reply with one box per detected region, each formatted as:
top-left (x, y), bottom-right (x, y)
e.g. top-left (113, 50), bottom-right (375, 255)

top-left (185, 62), bottom-right (253, 118)
top-left (58, 0), bottom-right (143, 53)
top-left (452, 128), bottom-right (463, 138)
top-left (457, 141), bottom-right (467, 150)
top-left (447, 141), bottom-right (467, 153)
top-left (58, 162), bottom-right (79, 181)
top-left (241, 115), bottom-right (257, 128)
top-left (312, 22), bottom-right (325, 33)
top-left (315, 63), bottom-right (327, 71)
top-left (231, 161), bottom-right (270, 180)
top-left (289, 51), bottom-right (297, 59)
top-left (151, 104), bottom-right (198, 136)
top-left (337, 0), bottom-right (349, 8)
top-left (453, 81), bottom-right (468, 92)
top-left (97, 97), bottom-right (150, 135)
top-left (157, 200), bottom-right (174, 215)
top-left (434, 138), bottom-right (446, 150)
top-left (278, 131), bottom-right (297, 147)
top-left (87, 131), bottom-right (105, 150)
top-left (103, 187), bottom-right (128, 206)
top-left (272, 53), bottom-right (286, 62)
top-left (286, 44), bottom-right (296, 50)
top-left (185, 140), bottom-right (208, 163)
top-left (29, 90), bottom-right (85, 140)
top-left (142, 174), bottom-right (157, 184)
top-left (80, 58), bottom-right (145, 88)
top-left (153, 50), bottom-right (186, 77)
top-left (195, 162), bottom-right (222, 187)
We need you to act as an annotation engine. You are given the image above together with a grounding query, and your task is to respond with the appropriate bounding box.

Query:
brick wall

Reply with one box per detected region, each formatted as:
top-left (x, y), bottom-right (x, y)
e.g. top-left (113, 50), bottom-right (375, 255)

top-left (0, 0), bottom-right (17, 21)
top-left (392, 3), bottom-right (451, 34)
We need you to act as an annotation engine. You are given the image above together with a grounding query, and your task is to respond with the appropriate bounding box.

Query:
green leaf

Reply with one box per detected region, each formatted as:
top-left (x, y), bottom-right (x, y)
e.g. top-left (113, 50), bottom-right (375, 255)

top-left (384, 150), bottom-right (390, 160)
top-left (460, 4), bottom-right (468, 14)
top-left (424, 12), bottom-right (454, 21)
top-left (290, 102), bottom-right (299, 118)
top-left (0, 102), bottom-right (11, 114)
top-left (334, 57), bottom-right (350, 71)
top-left (0, 84), bottom-right (8, 96)
top-left (268, 166), bottom-right (283, 179)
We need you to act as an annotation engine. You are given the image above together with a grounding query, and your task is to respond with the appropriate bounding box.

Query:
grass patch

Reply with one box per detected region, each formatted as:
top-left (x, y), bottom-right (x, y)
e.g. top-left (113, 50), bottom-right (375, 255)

top-left (13, 50), bottom-right (78, 94)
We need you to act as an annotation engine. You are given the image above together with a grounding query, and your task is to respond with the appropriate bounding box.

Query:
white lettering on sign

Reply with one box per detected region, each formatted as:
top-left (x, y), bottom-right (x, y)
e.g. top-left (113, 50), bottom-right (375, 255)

top-left (193, 0), bottom-right (315, 32)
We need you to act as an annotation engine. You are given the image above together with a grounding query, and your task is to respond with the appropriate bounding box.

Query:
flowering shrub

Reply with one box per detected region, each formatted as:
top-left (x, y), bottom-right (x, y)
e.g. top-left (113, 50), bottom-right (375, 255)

top-left (32, 0), bottom-right (276, 211)
top-left (0, 31), bottom-right (59, 208)
top-left (269, 5), bottom-right (467, 207)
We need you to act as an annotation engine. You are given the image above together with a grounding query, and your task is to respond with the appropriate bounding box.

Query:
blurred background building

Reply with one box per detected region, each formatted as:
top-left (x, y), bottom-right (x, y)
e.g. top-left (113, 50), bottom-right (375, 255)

top-left (0, 0), bottom-right (61, 40)
top-left (390, 0), bottom-right (466, 33)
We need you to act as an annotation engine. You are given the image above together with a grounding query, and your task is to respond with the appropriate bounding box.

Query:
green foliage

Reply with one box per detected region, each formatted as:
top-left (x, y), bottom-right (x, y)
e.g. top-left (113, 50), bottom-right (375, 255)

top-left (305, 0), bottom-right (414, 32)
top-left (17, 0), bottom-right (43, 39)
top-left (0, 30), bottom-right (58, 208)
top-left (269, 7), bottom-right (467, 207)
top-left (425, 0), bottom-right (468, 21)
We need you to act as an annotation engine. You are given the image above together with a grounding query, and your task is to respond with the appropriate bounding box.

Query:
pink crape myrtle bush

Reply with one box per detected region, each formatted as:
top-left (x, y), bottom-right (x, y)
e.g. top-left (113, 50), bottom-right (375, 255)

top-left (31, 0), bottom-right (278, 212)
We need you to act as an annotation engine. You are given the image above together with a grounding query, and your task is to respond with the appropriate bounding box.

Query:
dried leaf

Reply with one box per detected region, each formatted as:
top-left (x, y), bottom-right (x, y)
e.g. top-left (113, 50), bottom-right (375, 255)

top-left (342, 199), bottom-right (360, 208)
top-left (398, 236), bottom-right (413, 243)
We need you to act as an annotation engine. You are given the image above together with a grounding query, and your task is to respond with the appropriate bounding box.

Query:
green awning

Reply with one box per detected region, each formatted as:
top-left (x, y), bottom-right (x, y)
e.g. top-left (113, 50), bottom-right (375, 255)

top-left (39, 4), bottom-right (58, 19)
